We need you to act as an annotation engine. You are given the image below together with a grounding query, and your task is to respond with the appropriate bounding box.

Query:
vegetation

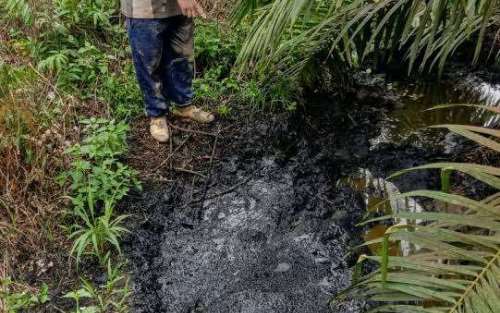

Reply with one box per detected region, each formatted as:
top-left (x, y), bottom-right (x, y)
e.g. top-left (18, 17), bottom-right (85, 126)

top-left (1, 0), bottom-right (499, 312)
top-left (0, 0), bottom-right (141, 311)
top-left (343, 105), bottom-right (500, 313)
top-left (0, 279), bottom-right (49, 313)
top-left (194, 20), bottom-right (297, 110)
top-left (63, 261), bottom-right (131, 313)
top-left (0, 0), bottom-right (282, 311)
top-left (62, 118), bottom-right (141, 265)
top-left (234, 0), bottom-right (500, 77)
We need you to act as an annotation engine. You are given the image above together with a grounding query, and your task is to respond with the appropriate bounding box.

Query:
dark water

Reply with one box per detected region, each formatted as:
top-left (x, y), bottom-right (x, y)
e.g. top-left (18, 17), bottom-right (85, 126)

top-left (122, 73), bottom-right (499, 313)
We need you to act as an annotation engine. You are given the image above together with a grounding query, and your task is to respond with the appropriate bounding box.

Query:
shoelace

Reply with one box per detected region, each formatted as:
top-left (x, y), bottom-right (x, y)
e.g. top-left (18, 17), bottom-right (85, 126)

top-left (152, 119), bottom-right (167, 127)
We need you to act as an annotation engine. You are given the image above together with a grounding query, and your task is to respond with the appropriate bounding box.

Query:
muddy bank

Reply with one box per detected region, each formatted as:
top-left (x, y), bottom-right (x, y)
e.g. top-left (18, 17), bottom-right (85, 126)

top-left (123, 104), bottom-right (369, 312)
top-left (121, 72), bottom-right (499, 313)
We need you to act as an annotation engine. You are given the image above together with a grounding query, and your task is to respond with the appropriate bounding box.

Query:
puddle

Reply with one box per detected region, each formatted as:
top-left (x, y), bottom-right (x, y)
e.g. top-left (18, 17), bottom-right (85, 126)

top-left (363, 224), bottom-right (400, 256)
top-left (122, 72), bottom-right (499, 313)
top-left (340, 72), bottom-right (500, 258)
top-left (339, 167), bottom-right (424, 256)
top-left (371, 76), bottom-right (500, 146)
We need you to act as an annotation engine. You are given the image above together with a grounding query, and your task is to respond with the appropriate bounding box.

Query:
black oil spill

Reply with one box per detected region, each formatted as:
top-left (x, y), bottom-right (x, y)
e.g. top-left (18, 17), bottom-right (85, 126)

top-left (122, 74), bottom-right (498, 313)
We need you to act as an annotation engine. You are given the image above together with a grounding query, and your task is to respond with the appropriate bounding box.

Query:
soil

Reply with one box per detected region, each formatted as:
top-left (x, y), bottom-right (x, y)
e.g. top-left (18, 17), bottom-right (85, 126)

top-left (118, 65), bottom-right (500, 313)
top-left (120, 77), bottom-right (461, 313)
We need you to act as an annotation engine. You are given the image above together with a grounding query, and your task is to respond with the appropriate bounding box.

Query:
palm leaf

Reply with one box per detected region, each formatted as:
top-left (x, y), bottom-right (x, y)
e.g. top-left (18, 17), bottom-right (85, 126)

top-left (426, 104), bottom-right (500, 115)
top-left (341, 103), bottom-right (500, 312)
top-left (235, 0), bottom-right (500, 76)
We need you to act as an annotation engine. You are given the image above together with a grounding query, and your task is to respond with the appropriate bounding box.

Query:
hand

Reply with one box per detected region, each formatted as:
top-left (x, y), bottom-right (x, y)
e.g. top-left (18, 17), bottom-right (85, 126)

top-left (177, 0), bottom-right (207, 18)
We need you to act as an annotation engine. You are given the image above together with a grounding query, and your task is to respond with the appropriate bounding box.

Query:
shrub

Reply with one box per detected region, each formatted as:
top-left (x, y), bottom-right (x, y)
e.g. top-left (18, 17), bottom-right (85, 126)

top-left (61, 118), bottom-right (140, 265)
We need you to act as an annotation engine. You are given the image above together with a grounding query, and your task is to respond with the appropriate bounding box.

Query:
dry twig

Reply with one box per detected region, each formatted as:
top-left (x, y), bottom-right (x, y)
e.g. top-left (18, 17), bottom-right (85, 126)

top-left (173, 167), bottom-right (207, 178)
top-left (168, 122), bottom-right (218, 137)
top-left (152, 135), bottom-right (193, 172)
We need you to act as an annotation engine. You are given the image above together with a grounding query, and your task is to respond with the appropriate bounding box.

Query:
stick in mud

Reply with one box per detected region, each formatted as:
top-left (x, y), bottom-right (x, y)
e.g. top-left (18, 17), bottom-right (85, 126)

top-left (173, 167), bottom-right (207, 178)
top-left (168, 122), bottom-right (218, 137)
top-left (199, 126), bottom-right (221, 213)
top-left (184, 176), bottom-right (254, 207)
top-left (152, 134), bottom-right (193, 172)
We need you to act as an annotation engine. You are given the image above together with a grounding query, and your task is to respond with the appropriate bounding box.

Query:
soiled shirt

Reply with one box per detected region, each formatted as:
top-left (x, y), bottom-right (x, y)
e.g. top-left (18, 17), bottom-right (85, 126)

top-left (121, 0), bottom-right (182, 18)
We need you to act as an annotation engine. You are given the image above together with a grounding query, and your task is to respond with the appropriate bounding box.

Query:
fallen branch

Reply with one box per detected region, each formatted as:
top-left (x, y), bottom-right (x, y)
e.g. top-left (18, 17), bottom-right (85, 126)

top-left (152, 135), bottom-right (192, 172)
top-left (168, 122), bottom-right (218, 137)
top-left (185, 176), bottom-right (253, 206)
top-left (200, 126), bottom-right (221, 205)
top-left (173, 167), bottom-right (207, 178)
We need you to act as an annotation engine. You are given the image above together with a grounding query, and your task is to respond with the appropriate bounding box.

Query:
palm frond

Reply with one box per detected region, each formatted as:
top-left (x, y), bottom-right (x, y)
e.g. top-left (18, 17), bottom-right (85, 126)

top-left (342, 105), bottom-right (500, 313)
top-left (235, 0), bottom-right (500, 76)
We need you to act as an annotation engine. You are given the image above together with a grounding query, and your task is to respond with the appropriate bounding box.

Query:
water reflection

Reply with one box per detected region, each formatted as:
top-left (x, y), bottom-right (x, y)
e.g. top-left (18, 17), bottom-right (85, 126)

top-left (472, 81), bottom-right (500, 126)
top-left (339, 168), bottom-right (424, 255)
top-left (379, 78), bottom-right (500, 144)
top-left (341, 76), bottom-right (500, 255)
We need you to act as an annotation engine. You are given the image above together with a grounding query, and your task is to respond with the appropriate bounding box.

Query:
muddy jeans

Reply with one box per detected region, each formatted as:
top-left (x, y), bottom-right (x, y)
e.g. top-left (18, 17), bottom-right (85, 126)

top-left (127, 16), bottom-right (194, 117)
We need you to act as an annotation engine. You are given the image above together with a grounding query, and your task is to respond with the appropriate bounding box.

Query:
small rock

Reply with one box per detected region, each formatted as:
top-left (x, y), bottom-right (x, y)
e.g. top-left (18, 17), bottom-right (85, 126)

top-left (315, 257), bottom-right (330, 264)
top-left (273, 262), bottom-right (291, 273)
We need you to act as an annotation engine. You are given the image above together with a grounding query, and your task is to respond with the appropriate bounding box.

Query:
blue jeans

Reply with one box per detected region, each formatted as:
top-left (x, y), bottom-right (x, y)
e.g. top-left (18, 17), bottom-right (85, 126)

top-left (127, 16), bottom-right (194, 117)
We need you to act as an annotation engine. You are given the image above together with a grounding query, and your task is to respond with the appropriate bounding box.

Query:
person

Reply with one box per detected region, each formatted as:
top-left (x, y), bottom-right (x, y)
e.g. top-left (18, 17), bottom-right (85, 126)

top-left (121, 0), bottom-right (215, 142)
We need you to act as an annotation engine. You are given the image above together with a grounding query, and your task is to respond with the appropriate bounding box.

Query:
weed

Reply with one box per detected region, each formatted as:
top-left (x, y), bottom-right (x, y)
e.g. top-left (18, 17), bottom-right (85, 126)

top-left (194, 66), bottom-right (239, 102)
top-left (62, 159), bottom-right (140, 212)
top-left (217, 104), bottom-right (232, 117)
top-left (0, 0), bottom-right (139, 310)
top-left (0, 101), bottom-right (34, 163)
top-left (70, 198), bottom-right (130, 265)
top-left (195, 21), bottom-right (240, 71)
top-left (98, 62), bottom-right (143, 120)
top-left (61, 118), bottom-right (140, 265)
top-left (64, 261), bottom-right (131, 313)
top-left (0, 62), bottom-right (34, 97)
top-left (1, 0), bottom-right (33, 25)
top-left (0, 279), bottom-right (49, 312)
top-left (193, 20), bottom-right (298, 111)
top-left (68, 118), bottom-right (129, 161)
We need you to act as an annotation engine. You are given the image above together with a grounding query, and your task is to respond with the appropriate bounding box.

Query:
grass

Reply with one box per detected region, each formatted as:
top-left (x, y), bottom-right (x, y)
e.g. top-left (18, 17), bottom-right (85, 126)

top-left (0, 0), bottom-right (141, 311)
top-left (4, 0), bottom-right (497, 312)
top-left (0, 1), bottom-right (288, 311)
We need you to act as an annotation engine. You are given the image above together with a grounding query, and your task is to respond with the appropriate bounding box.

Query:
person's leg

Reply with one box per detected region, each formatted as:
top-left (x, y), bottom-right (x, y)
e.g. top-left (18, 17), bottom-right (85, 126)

top-left (127, 18), bottom-right (169, 117)
top-left (161, 15), bottom-right (195, 106)
top-left (161, 15), bottom-right (215, 123)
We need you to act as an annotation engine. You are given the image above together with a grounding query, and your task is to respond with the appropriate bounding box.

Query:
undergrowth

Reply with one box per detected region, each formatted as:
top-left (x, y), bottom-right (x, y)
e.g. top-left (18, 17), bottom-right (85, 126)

top-left (61, 118), bottom-right (141, 266)
top-left (194, 20), bottom-right (298, 112)
top-left (0, 0), bottom-right (294, 311)
top-left (0, 0), bottom-right (141, 311)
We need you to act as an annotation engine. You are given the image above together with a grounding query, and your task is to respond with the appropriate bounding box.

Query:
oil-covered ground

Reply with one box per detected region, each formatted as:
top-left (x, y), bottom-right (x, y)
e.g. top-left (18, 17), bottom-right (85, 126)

top-left (121, 72), bottom-right (499, 313)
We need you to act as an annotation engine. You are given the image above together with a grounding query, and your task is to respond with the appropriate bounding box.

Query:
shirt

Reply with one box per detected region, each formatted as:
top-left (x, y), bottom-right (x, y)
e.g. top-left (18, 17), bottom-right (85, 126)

top-left (121, 0), bottom-right (182, 19)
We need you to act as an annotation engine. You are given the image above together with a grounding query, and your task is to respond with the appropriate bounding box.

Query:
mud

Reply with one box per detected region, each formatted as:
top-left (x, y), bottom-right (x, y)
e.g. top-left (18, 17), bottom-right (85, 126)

top-left (122, 72), bottom-right (499, 313)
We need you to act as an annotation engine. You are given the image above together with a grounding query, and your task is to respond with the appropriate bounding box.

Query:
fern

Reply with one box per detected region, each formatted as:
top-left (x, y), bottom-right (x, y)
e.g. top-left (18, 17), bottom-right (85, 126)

top-left (2, 0), bottom-right (33, 25)
top-left (37, 51), bottom-right (69, 73)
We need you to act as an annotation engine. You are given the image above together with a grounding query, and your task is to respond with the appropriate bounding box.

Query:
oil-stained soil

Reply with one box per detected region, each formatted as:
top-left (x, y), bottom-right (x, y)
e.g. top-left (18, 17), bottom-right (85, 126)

top-left (122, 74), bottom-right (499, 313)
